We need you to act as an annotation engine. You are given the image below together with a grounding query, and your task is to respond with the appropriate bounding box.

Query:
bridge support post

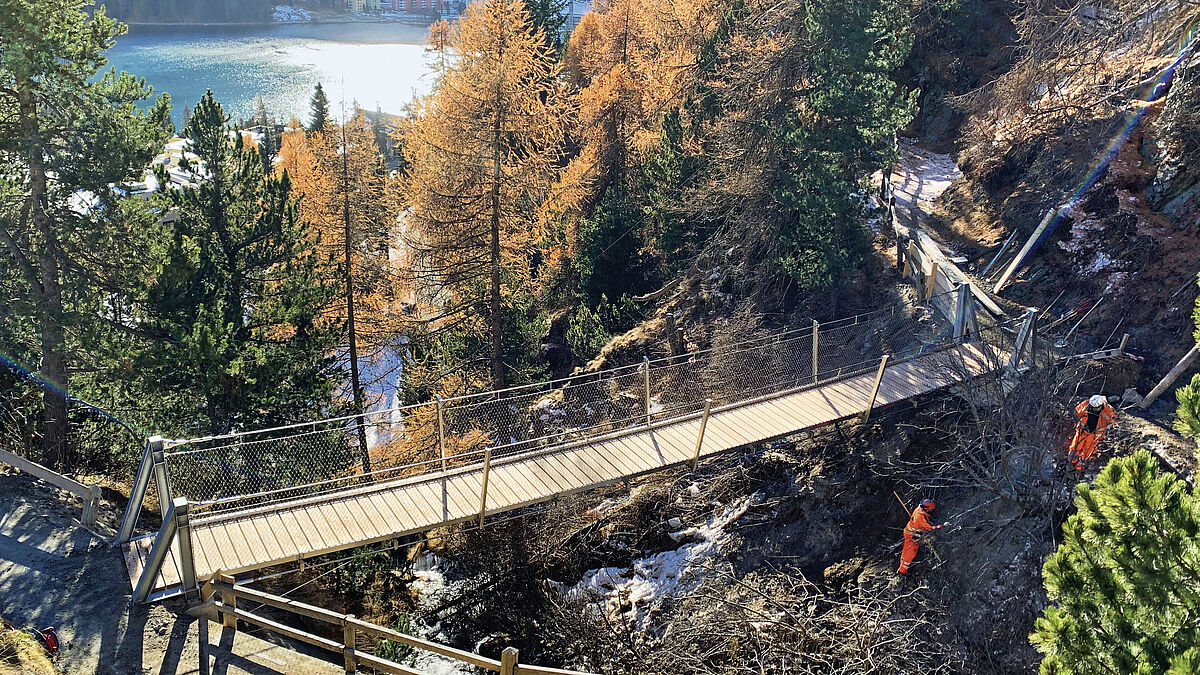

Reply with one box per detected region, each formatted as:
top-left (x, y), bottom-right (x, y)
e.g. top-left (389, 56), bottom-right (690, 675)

top-left (174, 497), bottom-right (198, 600)
top-left (861, 355), bottom-right (890, 424)
top-left (117, 435), bottom-right (163, 545)
top-left (478, 448), bottom-right (492, 527)
top-left (134, 498), bottom-right (179, 603)
top-left (953, 283), bottom-right (970, 342)
top-left (643, 357), bottom-right (652, 425)
top-left (691, 399), bottom-right (713, 470)
top-left (500, 647), bottom-right (519, 675)
top-left (436, 395), bottom-right (447, 473)
top-left (1008, 308), bottom-right (1038, 371)
top-left (342, 616), bottom-right (357, 674)
top-left (152, 442), bottom-right (173, 520)
top-left (812, 321), bottom-right (819, 384)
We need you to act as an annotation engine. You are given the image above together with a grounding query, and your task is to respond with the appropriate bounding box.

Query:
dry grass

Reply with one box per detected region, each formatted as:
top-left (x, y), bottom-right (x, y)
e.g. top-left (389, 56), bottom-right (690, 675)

top-left (0, 626), bottom-right (57, 675)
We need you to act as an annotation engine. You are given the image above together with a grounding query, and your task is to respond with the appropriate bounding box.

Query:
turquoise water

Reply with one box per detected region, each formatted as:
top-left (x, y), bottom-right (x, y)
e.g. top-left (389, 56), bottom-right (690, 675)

top-left (104, 22), bottom-right (435, 126)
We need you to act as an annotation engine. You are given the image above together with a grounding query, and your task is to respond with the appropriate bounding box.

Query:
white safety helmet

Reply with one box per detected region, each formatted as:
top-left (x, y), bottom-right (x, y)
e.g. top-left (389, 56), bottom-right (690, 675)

top-left (1089, 394), bottom-right (1107, 408)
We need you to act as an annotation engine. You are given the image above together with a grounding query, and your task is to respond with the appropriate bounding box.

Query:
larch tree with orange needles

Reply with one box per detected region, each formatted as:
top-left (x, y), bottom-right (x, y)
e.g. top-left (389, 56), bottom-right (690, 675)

top-left (401, 0), bottom-right (567, 389)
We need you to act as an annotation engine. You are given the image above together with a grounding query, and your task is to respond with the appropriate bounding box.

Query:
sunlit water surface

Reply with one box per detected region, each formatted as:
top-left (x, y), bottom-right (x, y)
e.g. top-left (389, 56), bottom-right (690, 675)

top-left (105, 22), bottom-right (435, 126)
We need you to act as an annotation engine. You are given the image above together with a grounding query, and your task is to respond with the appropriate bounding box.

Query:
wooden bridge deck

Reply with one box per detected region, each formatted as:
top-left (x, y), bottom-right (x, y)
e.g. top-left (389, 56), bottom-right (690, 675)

top-left (130, 342), bottom-right (995, 597)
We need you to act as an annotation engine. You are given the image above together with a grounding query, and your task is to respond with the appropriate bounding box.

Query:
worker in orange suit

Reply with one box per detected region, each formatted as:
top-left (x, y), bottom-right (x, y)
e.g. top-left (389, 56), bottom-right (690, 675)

top-left (898, 499), bottom-right (946, 574)
top-left (1068, 394), bottom-right (1117, 470)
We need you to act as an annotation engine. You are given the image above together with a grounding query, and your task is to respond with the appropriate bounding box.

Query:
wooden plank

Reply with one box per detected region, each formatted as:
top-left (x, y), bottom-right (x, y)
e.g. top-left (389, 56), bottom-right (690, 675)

top-left (0, 449), bottom-right (89, 497)
top-left (327, 498), bottom-right (368, 541)
top-left (488, 465), bottom-right (535, 506)
top-left (246, 516), bottom-right (285, 563)
top-left (276, 510), bottom-right (314, 560)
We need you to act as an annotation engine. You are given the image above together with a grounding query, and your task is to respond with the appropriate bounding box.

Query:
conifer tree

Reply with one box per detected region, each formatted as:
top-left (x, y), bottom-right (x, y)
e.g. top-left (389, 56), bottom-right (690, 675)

top-left (309, 81), bottom-right (331, 132)
top-left (401, 0), bottom-right (566, 389)
top-left (1031, 450), bottom-right (1200, 674)
top-left (143, 91), bottom-right (342, 435)
top-left (0, 0), bottom-right (170, 469)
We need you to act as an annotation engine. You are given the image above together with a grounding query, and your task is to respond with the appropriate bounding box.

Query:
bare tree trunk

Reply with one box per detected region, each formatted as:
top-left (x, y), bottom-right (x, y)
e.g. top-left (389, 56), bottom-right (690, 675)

top-left (342, 119), bottom-right (372, 473)
top-left (488, 25), bottom-right (506, 391)
top-left (19, 80), bottom-right (70, 471)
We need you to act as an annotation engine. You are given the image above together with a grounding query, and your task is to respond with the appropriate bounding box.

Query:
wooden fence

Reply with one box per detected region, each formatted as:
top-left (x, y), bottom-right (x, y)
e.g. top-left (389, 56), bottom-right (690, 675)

top-left (201, 577), bottom-right (595, 675)
top-left (0, 448), bottom-right (103, 530)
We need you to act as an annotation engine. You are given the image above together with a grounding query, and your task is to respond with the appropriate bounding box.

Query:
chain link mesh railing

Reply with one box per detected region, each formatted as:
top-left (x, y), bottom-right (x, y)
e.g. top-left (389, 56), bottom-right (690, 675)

top-left (164, 290), bottom-right (1018, 519)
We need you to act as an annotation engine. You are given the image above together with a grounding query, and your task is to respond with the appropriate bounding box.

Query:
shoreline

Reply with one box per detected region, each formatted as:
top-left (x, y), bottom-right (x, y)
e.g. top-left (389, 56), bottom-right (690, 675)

top-left (123, 17), bottom-right (438, 28)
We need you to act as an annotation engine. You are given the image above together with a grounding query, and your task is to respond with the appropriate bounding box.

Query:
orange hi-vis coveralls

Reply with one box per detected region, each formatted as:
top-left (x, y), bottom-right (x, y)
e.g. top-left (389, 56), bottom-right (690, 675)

top-left (898, 505), bottom-right (942, 574)
top-left (1068, 401), bottom-right (1117, 470)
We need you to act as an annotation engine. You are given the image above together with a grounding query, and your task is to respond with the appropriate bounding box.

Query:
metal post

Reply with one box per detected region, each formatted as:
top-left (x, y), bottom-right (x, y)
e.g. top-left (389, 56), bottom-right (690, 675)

top-left (811, 320), bottom-right (819, 384)
top-left (643, 356), bottom-right (652, 425)
top-left (500, 647), bottom-right (519, 675)
top-left (435, 395), bottom-right (446, 473)
top-left (134, 499), bottom-right (178, 603)
top-left (174, 497), bottom-right (198, 600)
top-left (953, 283), bottom-right (969, 341)
top-left (861, 355), bottom-right (890, 423)
top-left (118, 435), bottom-right (162, 545)
top-left (691, 399), bottom-right (713, 470)
top-left (1008, 308), bottom-right (1038, 370)
top-left (152, 443), bottom-right (173, 521)
top-left (478, 448), bottom-right (492, 528)
top-left (343, 617), bottom-right (357, 674)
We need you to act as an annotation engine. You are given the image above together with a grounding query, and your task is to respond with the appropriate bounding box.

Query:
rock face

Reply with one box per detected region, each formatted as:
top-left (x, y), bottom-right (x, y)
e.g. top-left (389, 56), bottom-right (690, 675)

top-left (1149, 58), bottom-right (1200, 227)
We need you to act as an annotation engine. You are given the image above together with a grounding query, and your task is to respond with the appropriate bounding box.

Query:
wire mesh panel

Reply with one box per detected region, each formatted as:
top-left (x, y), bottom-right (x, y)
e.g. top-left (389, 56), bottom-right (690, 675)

top-left (166, 289), bottom-right (1007, 518)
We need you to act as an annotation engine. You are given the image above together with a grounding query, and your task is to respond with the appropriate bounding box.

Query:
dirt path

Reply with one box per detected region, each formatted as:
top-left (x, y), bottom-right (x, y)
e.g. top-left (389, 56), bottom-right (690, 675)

top-left (0, 472), bottom-right (338, 675)
top-left (890, 139), bottom-right (962, 232)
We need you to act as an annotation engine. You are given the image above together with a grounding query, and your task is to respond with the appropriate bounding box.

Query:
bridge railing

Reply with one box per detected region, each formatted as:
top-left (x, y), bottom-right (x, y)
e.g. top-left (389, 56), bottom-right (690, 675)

top-left (155, 290), bottom-right (1008, 519)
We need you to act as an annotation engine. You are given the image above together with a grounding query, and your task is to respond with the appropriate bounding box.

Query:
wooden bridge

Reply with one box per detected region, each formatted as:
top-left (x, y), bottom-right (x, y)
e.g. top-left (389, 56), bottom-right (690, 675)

top-left (118, 298), bottom-right (1031, 604)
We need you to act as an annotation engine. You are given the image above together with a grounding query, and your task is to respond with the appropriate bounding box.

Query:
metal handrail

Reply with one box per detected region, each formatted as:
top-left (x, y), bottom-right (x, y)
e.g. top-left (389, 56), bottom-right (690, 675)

top-left (165, 291), bottom-right (960, 452)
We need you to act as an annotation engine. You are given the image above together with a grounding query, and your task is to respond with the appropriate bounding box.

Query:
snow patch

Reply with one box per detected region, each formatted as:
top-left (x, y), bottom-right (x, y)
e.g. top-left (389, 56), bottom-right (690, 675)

top-left (273, 5), bottom-right (312, 22)
top-left (1086, 251), bottom-right (1113, 274)
top-left (553, 496), bottom-right (757, 630)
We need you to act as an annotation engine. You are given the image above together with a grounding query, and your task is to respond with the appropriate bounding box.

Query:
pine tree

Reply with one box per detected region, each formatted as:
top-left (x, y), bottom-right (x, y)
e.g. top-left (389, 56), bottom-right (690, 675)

top-left (1174, 373), bottom-right (1200, 445)
top-left (401, 0), bottom-right (566, 389)
top-left (309, 81), bottom-right (331, 132)
top-left (143, 91), bottom-right (343, 435)
top-left (0, 0), bottom-right (171, 469)
top-left (690, 0), bottom-right (913, 304)
top-left (1031, 450), bottom-right (1200, 674)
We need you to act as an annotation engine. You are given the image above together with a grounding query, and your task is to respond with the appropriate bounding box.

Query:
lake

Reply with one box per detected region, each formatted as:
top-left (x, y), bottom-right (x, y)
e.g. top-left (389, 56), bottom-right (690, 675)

top-left (104, 22), bottom-right (436, 127)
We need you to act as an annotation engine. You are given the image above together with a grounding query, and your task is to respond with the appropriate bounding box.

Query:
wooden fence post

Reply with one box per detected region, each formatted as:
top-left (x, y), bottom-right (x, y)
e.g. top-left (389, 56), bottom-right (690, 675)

top-left (81, 484), bottom-right (102, 529)
top-left (500, 647), bottom-right (519, 675)
top-left (925, 261), bottom-right (940, 300)
top-left (343, 617), bottom-right (357, 674)
top-left (435, 395), bottom-right (447, 473)
top-left (691, 399), bottom-right (713, 470)
top-left (478, 448), bottom-right (492, 528)
top-left (861, 355), bottom-right (890, 423)
top-left (218, 572), bottom-right (237, 629)
top-left (904, 239), bottom-right (917, 278)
